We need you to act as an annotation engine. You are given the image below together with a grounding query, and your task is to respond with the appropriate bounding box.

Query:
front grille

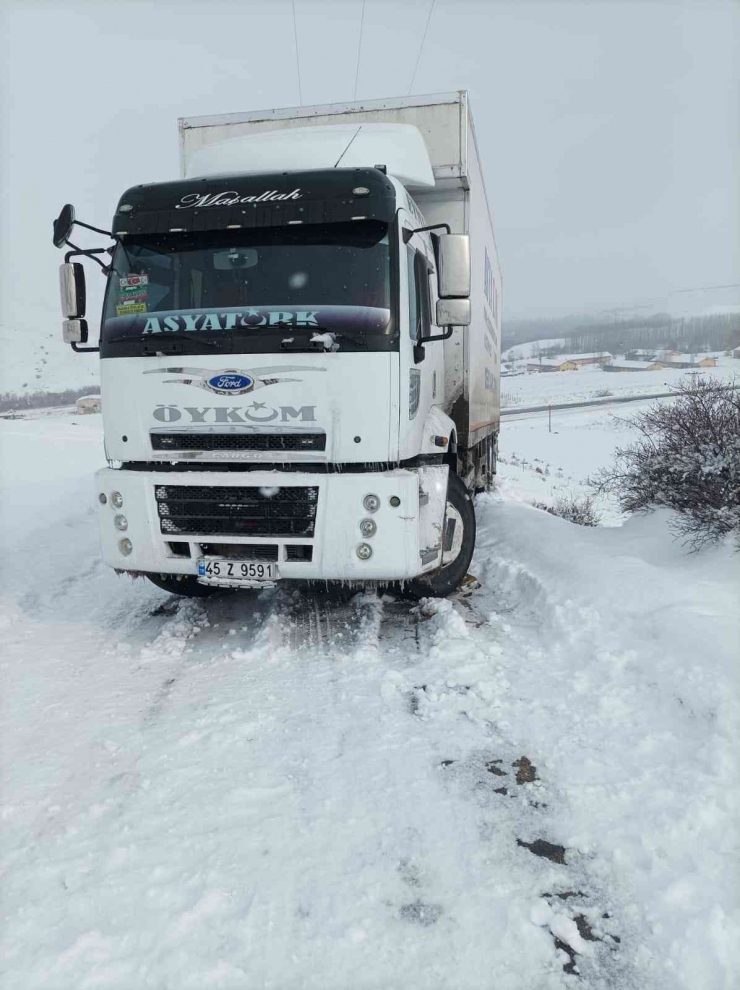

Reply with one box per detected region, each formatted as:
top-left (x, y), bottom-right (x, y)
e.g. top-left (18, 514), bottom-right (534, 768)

top-left (198, 543), bottom-right (279, 561)
top-left (151, 432), bottom-right (326, 452)
top-left (285, 544), bottom-right (314, 562)
top-left (155, 484), bottom-right (319, 538)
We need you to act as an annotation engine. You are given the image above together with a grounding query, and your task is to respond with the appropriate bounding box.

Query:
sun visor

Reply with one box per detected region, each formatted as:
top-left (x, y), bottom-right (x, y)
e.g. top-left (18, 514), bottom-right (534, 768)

top-left (184, 123), bottom-right (436, 190)
top-left (111, 168), bottom-right (396, 237)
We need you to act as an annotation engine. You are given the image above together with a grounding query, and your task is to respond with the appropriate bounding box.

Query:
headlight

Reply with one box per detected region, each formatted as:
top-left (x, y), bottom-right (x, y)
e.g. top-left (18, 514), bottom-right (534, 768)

top-left (356, 543), bottom-right (373, 560)
top-left (363, 494), bottom-right (380, 513)
top-left (114, 514), bottom-right (128, 531)
top-left (359, 518), bottom-right (377, 537)
top-left (110, 491), bottom-right (124, 509)
top-left (118, 538), bottom-right (133, 556)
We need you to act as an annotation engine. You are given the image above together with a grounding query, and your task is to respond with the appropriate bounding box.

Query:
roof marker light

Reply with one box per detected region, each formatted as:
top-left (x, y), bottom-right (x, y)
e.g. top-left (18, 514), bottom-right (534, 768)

top-left (352, 186), bottom-right (370, 196)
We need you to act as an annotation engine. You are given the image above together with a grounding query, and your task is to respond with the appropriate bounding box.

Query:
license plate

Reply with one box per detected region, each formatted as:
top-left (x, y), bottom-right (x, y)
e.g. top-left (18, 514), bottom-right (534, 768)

top-left (196, 557), bottom-right (279, 587)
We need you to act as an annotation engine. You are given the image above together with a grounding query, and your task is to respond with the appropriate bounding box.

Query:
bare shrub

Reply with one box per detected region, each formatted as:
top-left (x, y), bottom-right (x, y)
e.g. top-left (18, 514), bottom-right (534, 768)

top-left (532, 494), bottom-right (600, 527)
top-left (593, 378), bottom-right (740, 549)
top-left (593, 388), bottom-right (613, 398)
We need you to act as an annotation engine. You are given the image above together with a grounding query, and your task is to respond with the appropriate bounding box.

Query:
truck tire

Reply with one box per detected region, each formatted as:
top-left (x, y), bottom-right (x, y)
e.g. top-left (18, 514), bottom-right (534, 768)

top-left (145, 573), bottom-right (220, 597)
top-left (407, 472), bottom-right (476, 599)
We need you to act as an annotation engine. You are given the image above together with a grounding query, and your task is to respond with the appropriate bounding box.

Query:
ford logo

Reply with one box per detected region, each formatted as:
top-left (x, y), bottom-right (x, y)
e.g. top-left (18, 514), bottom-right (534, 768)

top-left (207, 373), bottom-right (254, 394)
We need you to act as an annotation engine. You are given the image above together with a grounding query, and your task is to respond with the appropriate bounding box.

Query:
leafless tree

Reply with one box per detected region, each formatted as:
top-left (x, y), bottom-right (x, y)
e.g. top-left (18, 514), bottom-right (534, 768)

top-left (593, 378), bottom-right (740, 550)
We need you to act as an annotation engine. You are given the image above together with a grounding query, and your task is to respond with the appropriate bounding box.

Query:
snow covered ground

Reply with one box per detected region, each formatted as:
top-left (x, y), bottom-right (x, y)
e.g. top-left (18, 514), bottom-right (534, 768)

top-left (1, 407), bottom-right (738, 989)
top-left (0, 322), bottom-right (100, 397)
top-left (500, 358), bottom-right (737, 409)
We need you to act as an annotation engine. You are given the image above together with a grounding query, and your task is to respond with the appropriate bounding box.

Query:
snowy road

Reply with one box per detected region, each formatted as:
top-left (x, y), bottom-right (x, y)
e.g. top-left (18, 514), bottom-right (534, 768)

top-left (1, 413), bottom-right (737, 989)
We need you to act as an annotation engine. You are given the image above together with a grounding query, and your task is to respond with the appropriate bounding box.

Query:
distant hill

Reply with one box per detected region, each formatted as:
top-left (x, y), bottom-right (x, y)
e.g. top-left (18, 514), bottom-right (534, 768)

top-left (503, 311), bottom-right (740, 357)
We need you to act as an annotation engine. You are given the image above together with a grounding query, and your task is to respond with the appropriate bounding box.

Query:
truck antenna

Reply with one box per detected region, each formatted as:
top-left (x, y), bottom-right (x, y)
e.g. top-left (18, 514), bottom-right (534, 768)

top-left (292, 0), bottom-right (303, 105)
top-left (408, 0), bottom-right (436, 95)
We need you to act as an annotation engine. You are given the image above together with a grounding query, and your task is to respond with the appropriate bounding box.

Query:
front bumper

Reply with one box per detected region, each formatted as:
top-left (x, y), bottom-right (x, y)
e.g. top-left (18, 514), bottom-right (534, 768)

top-left (94, 465), bottom-right (448, 582)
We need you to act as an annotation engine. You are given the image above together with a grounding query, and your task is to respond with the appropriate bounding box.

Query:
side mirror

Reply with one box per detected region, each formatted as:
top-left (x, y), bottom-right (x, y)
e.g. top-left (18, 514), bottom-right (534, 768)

top-left (437, 234), bottom-right (470, 298)
top-left (436, 298), bottom-right (471, 327)
top-left (63, 319), bottom-right (89, 344)
top-left (59, 263), bottom-right (86, 318)
top-left (53, 204), bottom-right (76, 248)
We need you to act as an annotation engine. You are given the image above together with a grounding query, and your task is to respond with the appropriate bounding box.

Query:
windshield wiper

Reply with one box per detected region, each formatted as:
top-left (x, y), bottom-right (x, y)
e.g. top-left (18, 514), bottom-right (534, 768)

top-left (106, 332), bottom-right (224, 350)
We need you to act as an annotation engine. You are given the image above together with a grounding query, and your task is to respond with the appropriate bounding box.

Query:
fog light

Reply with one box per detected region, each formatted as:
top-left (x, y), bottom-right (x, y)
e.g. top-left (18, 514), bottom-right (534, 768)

top-left (363, 494), bottom-right (380, 513)
top-left (98, 493), bottom-right (107, 505)
top-left (110, 491), bottom-right (124, 509)
top-left (389, 496), bottom-right (401, 508)
top-left (118, 538), bottom-right (133, 556)
top-left (356, 543), bottom-right (373, 560)
top-left (114, 514), bottom-right (128, 531)
top-left (359, 518), bottom-right (377, 537)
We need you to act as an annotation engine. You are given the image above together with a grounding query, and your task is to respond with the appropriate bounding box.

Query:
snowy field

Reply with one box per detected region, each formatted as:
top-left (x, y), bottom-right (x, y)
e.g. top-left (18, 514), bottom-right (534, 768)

top-left (1, 406), bottom-right (738, 989)
top-left (500, 357), bottom-right (737, 409)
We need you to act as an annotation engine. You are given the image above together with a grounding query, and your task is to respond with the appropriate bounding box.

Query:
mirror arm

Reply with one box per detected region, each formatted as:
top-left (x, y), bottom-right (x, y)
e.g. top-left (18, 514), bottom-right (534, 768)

top-left (71, 341), bottom-right (99, 354)
top-left (418, 326), bottom-right (454, 346)
top-left (402, 222), bottom-right (451, 244)
top-left (74, 219), bottom-right (113, 238)
top-left (64, 244), bottom-right (110, 273)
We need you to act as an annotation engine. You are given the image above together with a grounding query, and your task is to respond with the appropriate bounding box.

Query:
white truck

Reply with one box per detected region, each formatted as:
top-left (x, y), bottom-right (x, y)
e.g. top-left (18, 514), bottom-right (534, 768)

top-left (54, 91), bottom-right (502, 598)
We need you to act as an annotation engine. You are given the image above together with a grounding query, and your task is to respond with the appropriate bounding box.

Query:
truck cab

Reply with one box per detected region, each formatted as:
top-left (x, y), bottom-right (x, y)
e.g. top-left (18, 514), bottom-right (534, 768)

top-left (55, 93), bottom-right (501, 598)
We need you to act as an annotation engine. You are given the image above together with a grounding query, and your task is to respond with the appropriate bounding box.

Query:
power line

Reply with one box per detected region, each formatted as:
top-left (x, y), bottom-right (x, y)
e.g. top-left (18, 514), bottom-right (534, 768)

top-left (671, 282), bottom-right (740, 295)
top-left (407, 0), bottom-right (435, 96)
top-left (353, 0), bottom-right (366, 101)
top-left (292, 0), bottom-right (303, 106)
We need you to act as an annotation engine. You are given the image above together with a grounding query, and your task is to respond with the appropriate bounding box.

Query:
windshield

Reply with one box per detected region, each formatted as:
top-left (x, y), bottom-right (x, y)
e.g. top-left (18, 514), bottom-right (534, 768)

top-left (101, 221), bottom-right (393, 354)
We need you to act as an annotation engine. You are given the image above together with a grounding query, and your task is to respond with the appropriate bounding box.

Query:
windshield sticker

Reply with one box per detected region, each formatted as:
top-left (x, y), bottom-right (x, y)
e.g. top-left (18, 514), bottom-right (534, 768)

top-left (104, 306), bottom-right (391, 338)
top-left (116, 302), bottom-right (147, 316)
top-left (116, 274), bottom-right (149, 316)
top-left (120, 275), bottom-right (149, 289)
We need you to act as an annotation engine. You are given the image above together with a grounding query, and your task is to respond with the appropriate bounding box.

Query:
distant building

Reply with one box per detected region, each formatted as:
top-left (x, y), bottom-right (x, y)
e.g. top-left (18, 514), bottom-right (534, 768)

top-left (76, 395), bottom-right (102, 414)
top-left (604, 360), bottom-right (665, 373)
top-left (661, 354), bottom-right (718, 369)
top-left (733, 346), bottom-right (740, 359)
top-left (526, 359), bottom-right (579, 373)
top-left (625, 349), bottom-right (657, 361)
top-left (556, 352), bottom-right (612, 367)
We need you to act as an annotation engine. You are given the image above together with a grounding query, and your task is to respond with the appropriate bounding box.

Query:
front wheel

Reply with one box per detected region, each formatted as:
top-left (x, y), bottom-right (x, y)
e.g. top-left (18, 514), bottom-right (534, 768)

top-left (145, 573), bottom-right (221, 598)
top-left (407, 472), bottom-right (476, 599)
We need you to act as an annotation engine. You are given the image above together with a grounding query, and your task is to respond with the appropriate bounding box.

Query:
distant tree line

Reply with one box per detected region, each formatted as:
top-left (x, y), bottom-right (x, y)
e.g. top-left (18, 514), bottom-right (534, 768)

top-left (0, 385), bottom-right (100, 414)
top-left (505, 312), bottom-right (740, 356)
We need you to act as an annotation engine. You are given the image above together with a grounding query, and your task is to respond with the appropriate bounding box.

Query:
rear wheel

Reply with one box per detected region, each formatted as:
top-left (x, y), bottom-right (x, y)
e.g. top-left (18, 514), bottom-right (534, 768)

top-left (145, 573), bottom-right (221, 598)
top-left (407, 472), bottom-right (476, 599)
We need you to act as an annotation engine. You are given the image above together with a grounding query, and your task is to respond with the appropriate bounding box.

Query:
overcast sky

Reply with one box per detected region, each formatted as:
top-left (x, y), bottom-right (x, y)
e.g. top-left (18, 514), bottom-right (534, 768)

top-left (1, 0), bottom-right (738, 329)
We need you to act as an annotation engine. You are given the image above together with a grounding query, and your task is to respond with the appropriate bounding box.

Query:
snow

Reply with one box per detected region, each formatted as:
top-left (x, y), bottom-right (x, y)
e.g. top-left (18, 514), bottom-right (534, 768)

top-left (500, 356), bottom-right (737, 409)
top-left (1, 406), bottom-right (738, 989)
top-left (310, 331), bottom-right (339, 351)
top-left (502, 337), bottom-right (567, 361)
top-left (0, 322), bottom-right (99, 396)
